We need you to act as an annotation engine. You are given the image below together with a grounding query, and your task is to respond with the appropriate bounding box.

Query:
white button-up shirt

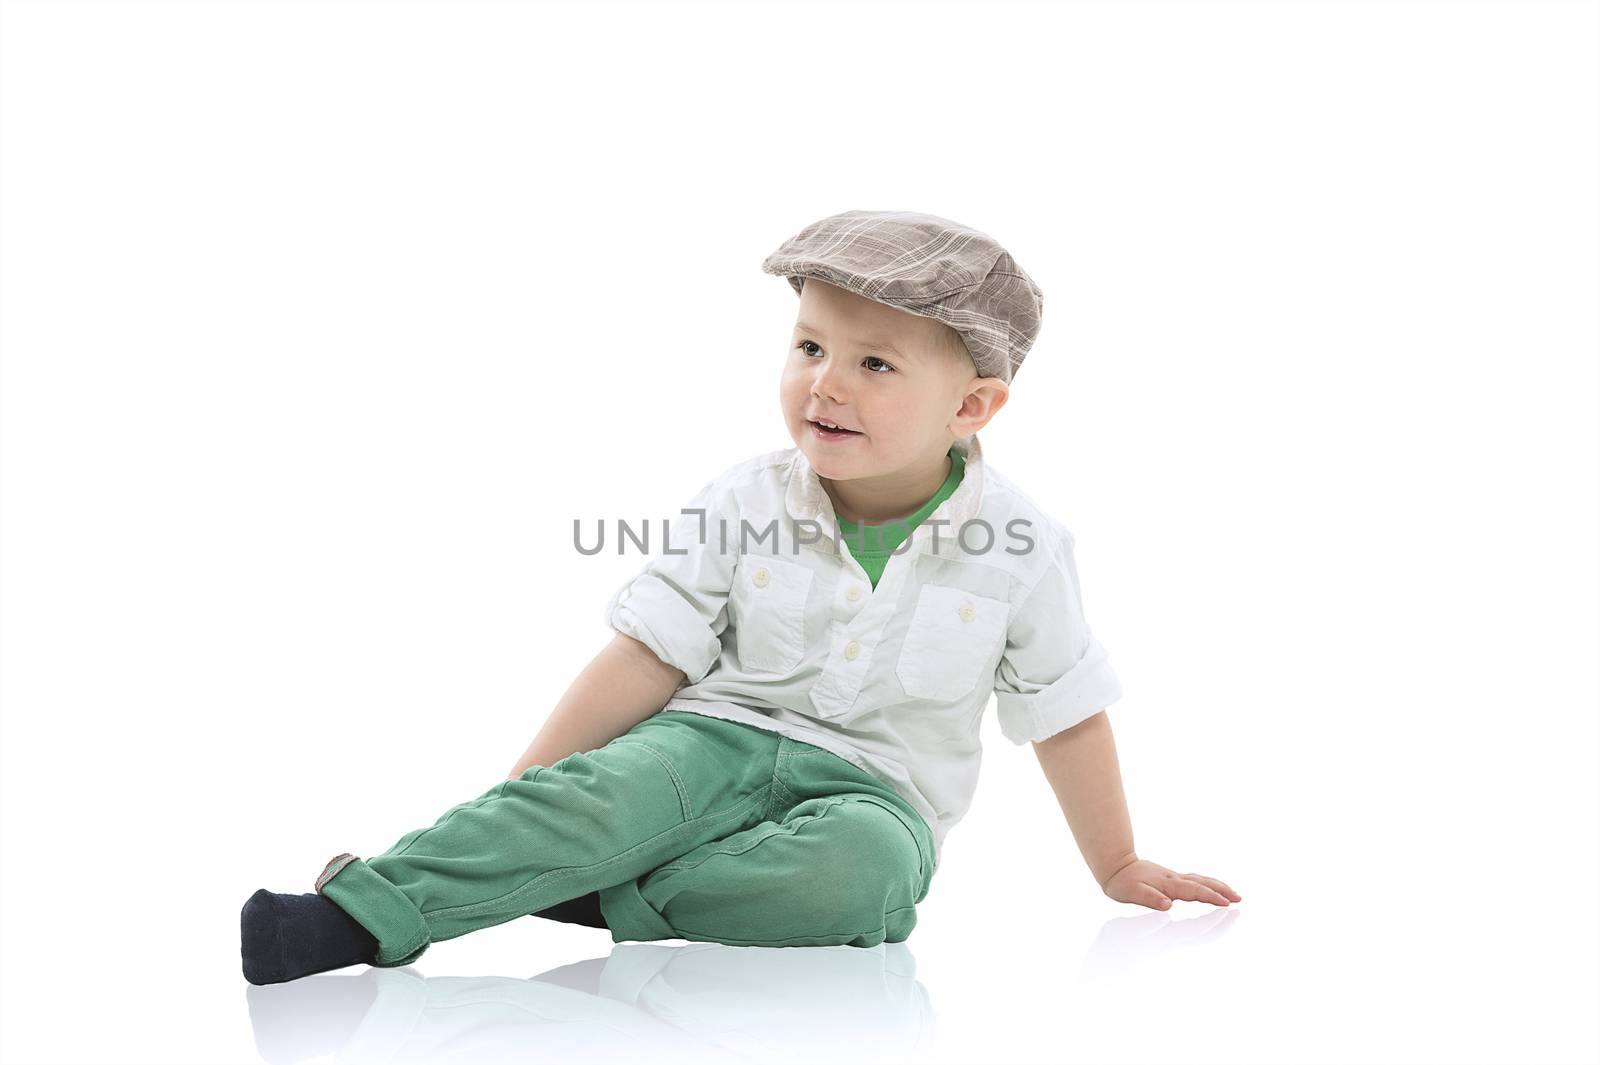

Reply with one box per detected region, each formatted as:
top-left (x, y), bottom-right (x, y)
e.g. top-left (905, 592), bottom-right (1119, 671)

top-left (603, 433), bottom-right (1123, 871)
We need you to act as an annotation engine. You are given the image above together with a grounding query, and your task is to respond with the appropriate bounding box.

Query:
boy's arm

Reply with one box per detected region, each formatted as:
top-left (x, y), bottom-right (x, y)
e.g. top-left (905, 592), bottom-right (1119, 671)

top-left (1034, 709), bottom-right (1242, 909)
top-left (506, 633), bottom-right (686, 779)
top-left (508, 469), bottom-right (739, 779)
top-left (999, 527), bottom-right (1239, 909)
top-left (1031, 709), bottom-right (1136, 887)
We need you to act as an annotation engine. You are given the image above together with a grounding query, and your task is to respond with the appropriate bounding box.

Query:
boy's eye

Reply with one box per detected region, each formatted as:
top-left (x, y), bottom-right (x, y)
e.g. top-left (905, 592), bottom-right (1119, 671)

top-left (795, 340), bottom-right (895, 374)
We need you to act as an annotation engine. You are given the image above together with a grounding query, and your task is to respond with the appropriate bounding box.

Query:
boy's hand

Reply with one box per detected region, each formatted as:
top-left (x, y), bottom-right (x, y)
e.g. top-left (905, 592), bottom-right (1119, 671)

top-left (1099, 858), bottom-right (1241, 910)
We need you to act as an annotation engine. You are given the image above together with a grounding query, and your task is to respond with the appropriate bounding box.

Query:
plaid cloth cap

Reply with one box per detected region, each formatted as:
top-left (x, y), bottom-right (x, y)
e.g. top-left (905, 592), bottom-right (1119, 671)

top-left (760, 209), bottom-right (1044, 384)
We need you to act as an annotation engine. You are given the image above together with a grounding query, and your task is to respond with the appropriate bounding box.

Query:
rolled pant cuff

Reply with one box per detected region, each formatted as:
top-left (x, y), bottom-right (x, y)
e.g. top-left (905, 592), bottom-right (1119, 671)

top-left (596, 881), bottom-right (678, 943)
top-left (314, 853), bottom-right (431, 967)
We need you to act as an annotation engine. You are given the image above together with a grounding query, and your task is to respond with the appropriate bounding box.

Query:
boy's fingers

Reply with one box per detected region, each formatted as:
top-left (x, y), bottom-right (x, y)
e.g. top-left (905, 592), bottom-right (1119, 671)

top-left (1183, 873), bottom-right (1242, 900)
top-left (1168, 877), bottom-right (1231, 906)
top-left (1132, 882), bottom-right (1172, 910)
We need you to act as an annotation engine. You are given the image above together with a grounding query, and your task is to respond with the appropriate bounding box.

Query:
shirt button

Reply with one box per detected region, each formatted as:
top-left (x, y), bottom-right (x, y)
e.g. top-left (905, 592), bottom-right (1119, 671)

top-left (846, 586), bottom-right (862, 602)
top-left (843, 640), bottom-right (860, 660)
top-left (958, 602), bottom-right (976, 622)
top-left (753, 568), bottom-right (769, 588)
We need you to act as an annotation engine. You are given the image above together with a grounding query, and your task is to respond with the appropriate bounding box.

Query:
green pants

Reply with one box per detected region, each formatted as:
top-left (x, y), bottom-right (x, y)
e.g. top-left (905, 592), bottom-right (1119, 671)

top-left (315, 711), bottom-right (937, 967)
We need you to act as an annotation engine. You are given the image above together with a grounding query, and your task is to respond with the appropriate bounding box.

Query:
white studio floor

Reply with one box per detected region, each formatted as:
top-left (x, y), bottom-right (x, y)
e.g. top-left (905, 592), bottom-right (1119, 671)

top-left (216, 894), bottom-right (1595, 1065)
top-left (4, 750), bottom-right (1596, 1065)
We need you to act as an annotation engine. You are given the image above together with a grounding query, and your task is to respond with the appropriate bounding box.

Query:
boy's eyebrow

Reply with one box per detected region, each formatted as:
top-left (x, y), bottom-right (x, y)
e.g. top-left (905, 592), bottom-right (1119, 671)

top-left (792, 320), bottom-right (909, 358)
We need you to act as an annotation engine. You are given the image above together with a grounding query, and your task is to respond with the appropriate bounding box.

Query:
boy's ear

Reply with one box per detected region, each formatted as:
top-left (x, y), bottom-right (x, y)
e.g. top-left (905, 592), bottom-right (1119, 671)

top-left (954, 377), bottom-right (1009, 435)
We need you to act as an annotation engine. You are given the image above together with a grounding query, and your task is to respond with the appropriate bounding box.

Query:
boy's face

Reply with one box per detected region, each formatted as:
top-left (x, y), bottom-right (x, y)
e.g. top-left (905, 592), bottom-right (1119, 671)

top-left (780, 278), bottom-right (1006, 483)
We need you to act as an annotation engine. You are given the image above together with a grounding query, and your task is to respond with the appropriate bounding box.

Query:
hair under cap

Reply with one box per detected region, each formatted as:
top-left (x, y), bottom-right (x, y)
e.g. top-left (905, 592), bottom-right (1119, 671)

top-left (760, 209), bottom-right (1044, 384)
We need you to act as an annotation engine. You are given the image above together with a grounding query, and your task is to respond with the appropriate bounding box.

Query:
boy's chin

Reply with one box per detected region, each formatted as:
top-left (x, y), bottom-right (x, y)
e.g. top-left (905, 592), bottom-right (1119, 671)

top-left (797, 441), bottom-right (865, 479)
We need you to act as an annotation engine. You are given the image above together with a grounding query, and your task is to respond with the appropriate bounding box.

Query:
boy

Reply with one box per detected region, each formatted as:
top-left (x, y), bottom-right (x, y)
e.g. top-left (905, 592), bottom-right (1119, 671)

top-left (241, 209), bottom-right (1239, 985)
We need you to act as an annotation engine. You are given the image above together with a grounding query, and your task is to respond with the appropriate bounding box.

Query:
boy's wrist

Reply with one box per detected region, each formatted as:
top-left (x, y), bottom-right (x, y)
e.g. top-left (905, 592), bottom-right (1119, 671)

top-left (1094, 850), bottom-right (1140, 890)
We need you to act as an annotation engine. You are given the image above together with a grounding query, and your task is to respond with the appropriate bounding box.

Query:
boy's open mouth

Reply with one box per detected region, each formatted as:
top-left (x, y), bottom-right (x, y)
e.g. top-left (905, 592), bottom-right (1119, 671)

top-left (809, 420), bottom-right (862, 441)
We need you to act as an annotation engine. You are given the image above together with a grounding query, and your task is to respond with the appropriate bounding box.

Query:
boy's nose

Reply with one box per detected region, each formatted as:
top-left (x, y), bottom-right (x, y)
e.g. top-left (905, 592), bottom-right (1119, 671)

top-left (809, 358), bottom-right (851, 404)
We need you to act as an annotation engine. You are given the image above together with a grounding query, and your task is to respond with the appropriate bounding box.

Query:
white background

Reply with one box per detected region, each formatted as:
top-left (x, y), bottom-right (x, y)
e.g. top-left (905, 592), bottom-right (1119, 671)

top-left (3, 1), bottom-right (1596, 1063)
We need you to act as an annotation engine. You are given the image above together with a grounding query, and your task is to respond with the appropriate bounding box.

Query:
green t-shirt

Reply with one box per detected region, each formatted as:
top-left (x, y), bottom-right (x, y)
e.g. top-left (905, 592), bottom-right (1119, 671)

top-left (834, 445), bottom-right (966, 589)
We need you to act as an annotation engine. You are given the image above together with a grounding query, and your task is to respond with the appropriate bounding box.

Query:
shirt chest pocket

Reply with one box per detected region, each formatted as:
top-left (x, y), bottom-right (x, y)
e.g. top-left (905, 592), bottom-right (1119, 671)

top-left (895, 584), bottom-right (1010, 700)
top-left (729, 554), bottom-right (814, 675)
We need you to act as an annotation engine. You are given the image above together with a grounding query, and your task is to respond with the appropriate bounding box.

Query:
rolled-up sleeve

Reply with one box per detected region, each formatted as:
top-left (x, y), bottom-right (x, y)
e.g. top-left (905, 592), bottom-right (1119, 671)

top-left (993, 525), bottom-right (1123, 744)
top-left (603, 477), bottom-right (737, 686)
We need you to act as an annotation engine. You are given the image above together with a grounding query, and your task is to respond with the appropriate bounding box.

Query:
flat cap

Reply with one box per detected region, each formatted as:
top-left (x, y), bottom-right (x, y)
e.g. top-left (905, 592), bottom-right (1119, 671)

top-left (760, 209), bottom-right (1044, 384)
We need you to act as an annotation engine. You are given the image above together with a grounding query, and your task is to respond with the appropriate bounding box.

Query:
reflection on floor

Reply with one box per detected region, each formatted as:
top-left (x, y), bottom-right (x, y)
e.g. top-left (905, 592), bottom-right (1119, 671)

top-left (244, 938), bottom-right (937, 1065)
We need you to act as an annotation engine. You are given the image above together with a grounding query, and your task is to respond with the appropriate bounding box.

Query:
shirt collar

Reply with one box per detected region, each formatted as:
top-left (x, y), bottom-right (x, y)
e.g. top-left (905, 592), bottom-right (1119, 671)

top-left (784, 434), bottom-right (986, 557)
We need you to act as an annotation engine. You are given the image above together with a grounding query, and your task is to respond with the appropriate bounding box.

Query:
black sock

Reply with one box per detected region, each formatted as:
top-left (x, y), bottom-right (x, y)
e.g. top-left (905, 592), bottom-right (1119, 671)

top-left (241, 888), bottom-right (381, 985)
top-left (530, 889), bottom-right (608, 929)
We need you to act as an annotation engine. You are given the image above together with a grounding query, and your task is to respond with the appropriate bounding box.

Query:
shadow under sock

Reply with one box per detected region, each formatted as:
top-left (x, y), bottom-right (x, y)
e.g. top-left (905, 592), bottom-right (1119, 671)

top-left (241, 888), bottom-right (381, 985)
top-left (245, 973), bottom-right (380, 1064)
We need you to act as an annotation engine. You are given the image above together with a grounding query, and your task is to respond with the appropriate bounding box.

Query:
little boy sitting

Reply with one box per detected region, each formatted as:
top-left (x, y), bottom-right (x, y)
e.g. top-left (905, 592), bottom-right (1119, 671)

top-left (241, 208), bottom-right (1239, 985)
